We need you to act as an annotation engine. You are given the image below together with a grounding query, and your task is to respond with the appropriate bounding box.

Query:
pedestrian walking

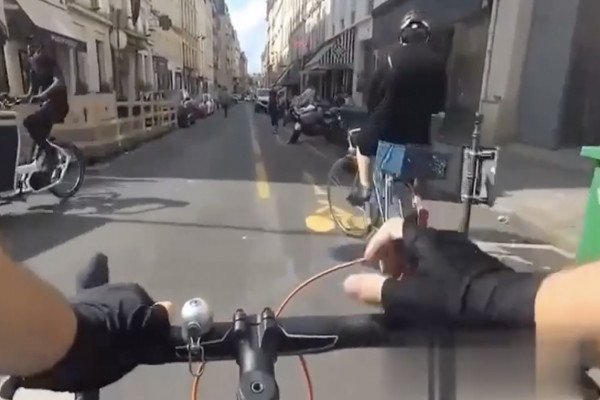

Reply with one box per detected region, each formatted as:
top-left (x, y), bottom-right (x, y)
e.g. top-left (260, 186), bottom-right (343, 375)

top-left (268, 86), bottom-right (279, 134)
top-left (218, 86), bottom-right (232, 118)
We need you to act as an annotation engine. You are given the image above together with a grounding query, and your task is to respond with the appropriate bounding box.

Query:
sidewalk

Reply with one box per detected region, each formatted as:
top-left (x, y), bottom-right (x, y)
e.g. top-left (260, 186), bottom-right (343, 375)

top-left (491, 143), bottom-right (593, 254)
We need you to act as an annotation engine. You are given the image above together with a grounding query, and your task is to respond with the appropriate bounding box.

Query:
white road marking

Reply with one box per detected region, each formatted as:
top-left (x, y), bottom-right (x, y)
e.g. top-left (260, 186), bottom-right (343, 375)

top-left (474, 241), bottom-right (575, 259)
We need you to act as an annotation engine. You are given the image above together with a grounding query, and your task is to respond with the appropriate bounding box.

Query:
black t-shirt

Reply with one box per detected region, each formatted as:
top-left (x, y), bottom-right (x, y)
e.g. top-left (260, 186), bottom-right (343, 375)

top-left (365, 43), bottom-right (447, 145)
top-left (29, 53), bottom-right (68, 104)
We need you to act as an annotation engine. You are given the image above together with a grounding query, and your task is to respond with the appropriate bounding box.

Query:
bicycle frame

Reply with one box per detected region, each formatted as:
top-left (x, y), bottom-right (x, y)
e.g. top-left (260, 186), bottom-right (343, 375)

top-left (20, 142), bottom-right (73, 194)
top-left (0, 114), bottom-right (73, 199)
top-left (344, 128), bottom-right (413, 225)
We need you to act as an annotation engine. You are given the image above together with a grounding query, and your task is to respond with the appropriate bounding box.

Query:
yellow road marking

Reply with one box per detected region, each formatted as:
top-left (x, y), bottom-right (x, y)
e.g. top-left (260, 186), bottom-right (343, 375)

top-left (248, 107), bottom-right (270, 200)
top-left (305, 215), bottom-right (336, 233)
top-left (303, 172), bottom-right (368, 233)
top-left (255, 161), bottom-right (270, 199)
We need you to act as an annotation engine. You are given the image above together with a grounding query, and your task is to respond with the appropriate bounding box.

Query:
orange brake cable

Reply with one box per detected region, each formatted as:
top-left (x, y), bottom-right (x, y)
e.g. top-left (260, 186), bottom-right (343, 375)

top-left (190, 257), bottom-right (367, 400)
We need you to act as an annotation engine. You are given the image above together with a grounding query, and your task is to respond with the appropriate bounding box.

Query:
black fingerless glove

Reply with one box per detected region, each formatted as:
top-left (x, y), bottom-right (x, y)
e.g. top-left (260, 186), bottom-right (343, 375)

top-left (13, 283), bottom-right (172, 393)
top-left (463, 269), bottom-right (546, 328)
top-left (381, 221), bottom-right (548, 328)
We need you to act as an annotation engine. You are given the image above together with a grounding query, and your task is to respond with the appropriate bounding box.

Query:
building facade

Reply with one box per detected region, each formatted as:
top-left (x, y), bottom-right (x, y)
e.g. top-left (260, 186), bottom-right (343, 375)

top-left (211, 0), bottom-right (239, 91)
top-left (265, 0), bottom-right (373, 104)
top-left (181, 0), bottom-right (199, 93)
top-left (1, 0), bottom-right (241, 100)
top-left (197, 0), bottom-right (214, 92)
top-left (150, 0), bottom-right (184, 92)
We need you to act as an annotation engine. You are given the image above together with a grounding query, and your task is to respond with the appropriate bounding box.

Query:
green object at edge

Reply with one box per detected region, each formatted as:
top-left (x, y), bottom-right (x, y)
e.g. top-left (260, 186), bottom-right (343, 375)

top-left (577, 146), bottom-right (600, 264)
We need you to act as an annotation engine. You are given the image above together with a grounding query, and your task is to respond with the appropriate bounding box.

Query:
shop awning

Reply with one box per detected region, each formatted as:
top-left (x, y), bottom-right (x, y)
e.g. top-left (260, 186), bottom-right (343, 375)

top-left (275, 62), bottom-right (300, 86)
top-left (303, 28), bottom-right (356, 71)
top-left (15, 0), bottom-right (86, 50)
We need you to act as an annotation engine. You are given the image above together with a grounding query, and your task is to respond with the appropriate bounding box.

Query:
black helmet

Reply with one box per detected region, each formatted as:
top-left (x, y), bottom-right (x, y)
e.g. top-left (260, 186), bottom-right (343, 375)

top-left (399, 12), bottom-right (431, 44)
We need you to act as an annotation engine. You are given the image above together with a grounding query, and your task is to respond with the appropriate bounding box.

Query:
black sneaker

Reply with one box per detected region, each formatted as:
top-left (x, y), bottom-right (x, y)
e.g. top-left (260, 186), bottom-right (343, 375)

top-left (42, 148), bottom-right (59, 173)
top-left (347, 185), bottom-right (372, 207)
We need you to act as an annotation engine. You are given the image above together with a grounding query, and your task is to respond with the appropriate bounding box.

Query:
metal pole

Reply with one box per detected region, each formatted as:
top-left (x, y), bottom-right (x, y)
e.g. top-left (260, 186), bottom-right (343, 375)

top-left (459, 113), bottom-right (483, 233)
top-left (428, 334), bottom-right (456, 400)
top-left (429, 2), bottom-right (500, 397)
top-left (114, 9), bottom-right (121, 99)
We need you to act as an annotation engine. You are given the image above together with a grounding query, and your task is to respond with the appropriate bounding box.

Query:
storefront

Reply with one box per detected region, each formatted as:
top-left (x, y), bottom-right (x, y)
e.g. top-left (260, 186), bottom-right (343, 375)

top-left (4, 0), bottom-right (87, 95)
top-left (275, 60), bottom-right (300, 95)
top-left (301, 27), bottom-right (356, 101)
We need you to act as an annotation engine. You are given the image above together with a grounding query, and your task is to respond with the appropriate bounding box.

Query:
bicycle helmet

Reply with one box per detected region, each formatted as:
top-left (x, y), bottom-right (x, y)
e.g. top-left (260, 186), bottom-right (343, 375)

top-left (399, 11), bottom-right (431, 45)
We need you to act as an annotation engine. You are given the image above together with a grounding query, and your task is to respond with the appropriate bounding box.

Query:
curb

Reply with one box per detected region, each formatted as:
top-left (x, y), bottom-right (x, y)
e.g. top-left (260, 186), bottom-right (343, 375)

top-left (80, 127), bottom-right (175, 166)
top-left (496, 207), bottom-right (579, 256)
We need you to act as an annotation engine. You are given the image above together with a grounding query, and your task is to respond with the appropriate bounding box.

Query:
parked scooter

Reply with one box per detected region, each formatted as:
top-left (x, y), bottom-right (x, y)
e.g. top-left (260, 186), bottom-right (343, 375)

top-left (287, 101), bottom-right (344, 144)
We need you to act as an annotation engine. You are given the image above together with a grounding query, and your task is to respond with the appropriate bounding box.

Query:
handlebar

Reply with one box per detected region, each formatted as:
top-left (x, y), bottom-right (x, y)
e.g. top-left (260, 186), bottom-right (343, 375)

top-left (0, 302), bottom-right (531, 400)
top-left (162, 301), bottom-right (530, 400)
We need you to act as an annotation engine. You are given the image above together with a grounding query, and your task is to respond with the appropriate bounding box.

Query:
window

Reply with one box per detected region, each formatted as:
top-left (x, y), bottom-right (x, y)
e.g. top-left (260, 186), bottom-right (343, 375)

top-left (18, 50), bottom-right (29, 92)
top-left (75, 49), bottom-right (88, 94)
top-left (351, 10), bottom-right (356, 24)
top-left (0, 51), bottom-right (9, 93)
top-left (340, 18), bottom-right (345, 30)
top-left (96, 40), bottom-right (107, 86)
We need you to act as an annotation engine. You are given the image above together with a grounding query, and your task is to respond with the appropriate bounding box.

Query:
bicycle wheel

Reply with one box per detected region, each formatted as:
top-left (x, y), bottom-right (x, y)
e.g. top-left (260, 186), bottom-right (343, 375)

top-left (49, 142), bottom-right (86, 199)
top-left (327, 156), bottom-right (374, 238)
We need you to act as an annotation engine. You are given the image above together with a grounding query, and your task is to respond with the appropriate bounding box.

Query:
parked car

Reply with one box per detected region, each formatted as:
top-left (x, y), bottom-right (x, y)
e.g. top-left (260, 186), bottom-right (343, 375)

top-left (177, 98), bottom-right (197, 128)
top-left (176, 91), bottom-right (197, 128)
top-left (232, 94), bottom-right (242, 103)
top-left (244, 95), bottom-right (252, 102)
top-left (254, 88), bottom-right (270, 113)
top-left (203, 93), bottom-right (216, 115)
top-left (191, 95), bottom-right (208, 119)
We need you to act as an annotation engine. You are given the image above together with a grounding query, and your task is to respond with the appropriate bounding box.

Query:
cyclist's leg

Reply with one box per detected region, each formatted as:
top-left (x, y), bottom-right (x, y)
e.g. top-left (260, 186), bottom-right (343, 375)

top-left (23, 110), bottom-right (52, 154)
top-left (270, 109), bottom-right (279, 133)
top-left (347, 127), bottom-right (377, 205)
top-left (287, 123), bottom-right (301, 144)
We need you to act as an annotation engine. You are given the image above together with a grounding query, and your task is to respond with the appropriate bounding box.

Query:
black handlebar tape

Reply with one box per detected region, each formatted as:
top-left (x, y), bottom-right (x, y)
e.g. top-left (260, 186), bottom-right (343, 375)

top-left (165, 314), bottom-right (534, 364)
top-left (75, 253), bottom-right (109, 400)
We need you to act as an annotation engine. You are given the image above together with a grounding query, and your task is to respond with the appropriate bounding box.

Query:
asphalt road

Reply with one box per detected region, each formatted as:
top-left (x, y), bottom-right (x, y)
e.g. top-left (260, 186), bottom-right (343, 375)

top-left (1, 103), bottom-right (574, 400)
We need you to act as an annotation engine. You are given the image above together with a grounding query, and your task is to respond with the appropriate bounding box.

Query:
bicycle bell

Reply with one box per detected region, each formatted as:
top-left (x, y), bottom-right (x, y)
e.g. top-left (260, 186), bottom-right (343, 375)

top-left (181, 297), bottom-right (213, 347)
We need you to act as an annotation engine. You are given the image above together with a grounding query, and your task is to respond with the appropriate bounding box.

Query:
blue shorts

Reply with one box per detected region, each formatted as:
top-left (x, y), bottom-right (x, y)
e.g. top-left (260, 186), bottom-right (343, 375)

top-left (374, 141), bottom-right (449, 182)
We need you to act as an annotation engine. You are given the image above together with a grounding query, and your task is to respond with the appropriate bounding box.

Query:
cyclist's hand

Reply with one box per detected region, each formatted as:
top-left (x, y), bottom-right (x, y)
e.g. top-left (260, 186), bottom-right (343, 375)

top-left (364, 217), bottom-right (406, 278)
top-left (344, 273), bottom-right (387, 305)
top-left (3, 283), bottom-right (172, 393)
top-left (347, 218), bottom-right (543, 325)
top-left (29, 95), bottom-right (44, 104)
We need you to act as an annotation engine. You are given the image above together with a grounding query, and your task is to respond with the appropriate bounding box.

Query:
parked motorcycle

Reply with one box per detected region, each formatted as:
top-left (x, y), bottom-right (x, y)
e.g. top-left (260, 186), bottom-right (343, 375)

top-left (288, 102), bottom-right (344, 144)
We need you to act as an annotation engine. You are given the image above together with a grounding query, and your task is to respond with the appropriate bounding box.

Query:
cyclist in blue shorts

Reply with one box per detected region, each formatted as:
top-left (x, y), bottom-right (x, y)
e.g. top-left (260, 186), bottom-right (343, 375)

top-left (347, 12), bottom-right (447, 207)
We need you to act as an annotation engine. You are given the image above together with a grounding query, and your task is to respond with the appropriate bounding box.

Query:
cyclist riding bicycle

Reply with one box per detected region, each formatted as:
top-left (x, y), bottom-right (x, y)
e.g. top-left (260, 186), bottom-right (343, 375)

top-left (1, 218), bottom-right (599, 395)
top-left (348, 12), bottom-right (447, 209)
top-left (22, 37), bottom-right (69, 174)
